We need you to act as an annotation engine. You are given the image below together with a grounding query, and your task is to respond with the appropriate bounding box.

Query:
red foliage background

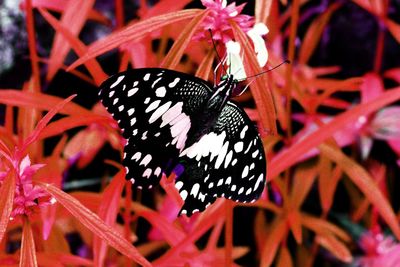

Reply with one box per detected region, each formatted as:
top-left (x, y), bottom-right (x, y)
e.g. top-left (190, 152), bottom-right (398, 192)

top-left (1, 0), bottom-right (400, 266)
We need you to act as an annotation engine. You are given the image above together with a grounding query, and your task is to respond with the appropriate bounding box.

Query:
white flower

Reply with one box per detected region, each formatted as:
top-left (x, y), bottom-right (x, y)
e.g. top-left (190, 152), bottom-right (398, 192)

top-left (223, 23), bottom-right (269, 81)
top-left (225, 41), bottom-right (247, 80)
top-left (247, 22), bottom-right (269, 67)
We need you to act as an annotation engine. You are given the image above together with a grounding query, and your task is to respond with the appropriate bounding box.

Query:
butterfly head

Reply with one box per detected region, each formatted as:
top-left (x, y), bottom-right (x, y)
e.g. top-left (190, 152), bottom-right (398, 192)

top-left (203, 74), bottom-right (236, 114)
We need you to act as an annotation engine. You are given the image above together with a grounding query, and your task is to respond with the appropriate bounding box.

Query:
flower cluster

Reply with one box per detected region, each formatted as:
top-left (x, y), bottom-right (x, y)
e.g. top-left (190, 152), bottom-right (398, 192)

top-left (196, 0), bottom-right (269, 79)
top-left (0, 156), bottom-right (53, 219)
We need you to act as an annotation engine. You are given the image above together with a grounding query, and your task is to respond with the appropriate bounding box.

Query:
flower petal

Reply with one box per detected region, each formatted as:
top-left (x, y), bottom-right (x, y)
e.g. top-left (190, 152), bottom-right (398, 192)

top-left (226, 41), bottom-right (247, 80)
top-left (247, 22), bottom-right (269, 67)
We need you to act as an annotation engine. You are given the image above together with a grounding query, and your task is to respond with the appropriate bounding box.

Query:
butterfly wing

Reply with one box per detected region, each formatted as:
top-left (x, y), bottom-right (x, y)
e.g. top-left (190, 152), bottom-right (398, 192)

top-left (176, 101), bottom-right (267, 216)
top-left (99, 68), bottom-right (212, 188)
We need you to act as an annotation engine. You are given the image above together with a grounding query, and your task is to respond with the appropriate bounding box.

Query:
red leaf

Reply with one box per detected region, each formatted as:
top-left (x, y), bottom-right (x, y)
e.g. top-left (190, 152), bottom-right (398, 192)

top-left (38, 114), bottom-right (112, 140)
top-left (22, 0), bottom-right (109, 24)
top-left (384, 67), bottom-right (400, 84)
top-left (46, 0), bottom-right (95, 80)
top-left (39, 8), bottom-right (107, 85)
top-left (195, 49), bottom-right (215, 81)
top-left (139, 209), bottom-right (192, 247)
top-left (231, 21), bottom-right (277, 135)
top-left (161, 10), bottom-right (210, 69)
top-left (300, 214), bottom-right (351, 242)
top-left (315, 234), bottom-right (352, 263)
top-left (93, 170), bottom-right (126, 267)
top-left (276, 245), bottom-right (293, 267)
top-left (0, 90), bottom-right (89, 116)
top-left (141, 0), bottom-right (192, 19)
top-left (260, 217), bottom-right (287, 267)
top-left (320, 143), bottom-right (400, 240)
top-left (384, 19), bottom-right (400, 44)
top-left (269, 87), bottom-right (400, 178)
top-left (290, 164), bottom-right (317, 208)
top-left (298, 3), bottom-right (341, 64)
top-left (68, 9), bottom-right (202, 71)
top-left (20, 95), bottom-right (76, 154)
top-left (38, 183), bottom-right (151, 267)
top-left (0, 172), bottom-right (15, 242)
top-left (20, 218), bottom-right (38, 267)
top-left (255, 0), bottom-right (274, 24)
top-left (153, 200), bottom-right (225, 265)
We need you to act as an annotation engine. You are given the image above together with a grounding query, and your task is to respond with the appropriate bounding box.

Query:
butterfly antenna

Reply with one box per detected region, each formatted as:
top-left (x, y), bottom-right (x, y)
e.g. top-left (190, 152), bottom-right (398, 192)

top-left (238, 60), bottom-right (291, 81)
top-left (237, 78), bottom-right (256, 96)
top-left (236, 60), bottom-right (290, 95)
top-left (208, 29), bottom-right (228, 77)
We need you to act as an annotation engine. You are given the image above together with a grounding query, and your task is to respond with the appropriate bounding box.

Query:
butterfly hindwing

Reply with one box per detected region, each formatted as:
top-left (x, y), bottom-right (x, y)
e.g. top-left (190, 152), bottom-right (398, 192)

top-left (176, 101), bottom-right (266, 216)
top-left (99, 68), bottom-right (212, 188)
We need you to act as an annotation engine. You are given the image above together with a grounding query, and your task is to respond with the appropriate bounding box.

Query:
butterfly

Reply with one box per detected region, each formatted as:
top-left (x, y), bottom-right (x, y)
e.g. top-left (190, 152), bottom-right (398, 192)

top-left (98, 68), bottom-right (266, 216)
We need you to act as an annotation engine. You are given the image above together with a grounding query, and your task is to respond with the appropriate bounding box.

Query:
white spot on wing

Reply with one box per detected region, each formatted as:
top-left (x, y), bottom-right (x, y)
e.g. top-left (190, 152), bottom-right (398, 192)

top-left (128, 87), bottom-right (138, 97)
top-left (254, 174), bottom-right (264, 191)
top-left (143, 168), bottom-right (152, 178)
top-left (175, 181), bottom-right (184, 190)
top-left (246, 188), bottom-right (252, 195)
top-left (161, 102), bottom-right (183, 127)
top-left (215, 141), bottom-right (229, 169)
top-left (144, 73), bottom-right (150, 81)
top-left (118, 105), bottom-right (124, 111)
top-left (190, 183), bottom-right (200, 197)
top-left (242, 165), bottom-right (249, 178)
top-left (155, 86), bottom-right (167, 97)
top-left (224, 150), bottom-right (233, 168)
top-left (109, 91), bottom-right (115, 97)
top-left (252, 150), bottom-right (259, 158)
top-left (149, 101), bottom-right (172, 124)
top-left (145, 100), bottom-right (161, 113)
top-left (152, 77), bottom-right (162, 88)
top-left (198, 192), bottom-right (206, 202)
top-left (240, 125), bottom-right (248, 139)
top-left (128, 108), bottom-right (135, 116)
top-left (234, 142), bottom-right (243, 152)
top-left (139, 154), bottom-right (152, 166)
top-left (180, 190), bottom-right (188, 200)
top-left (131, 152), bottom-right (141, 161)
top-left (154, 167), bottom-right (162, 177)
top-left (169, 77), bottom-right (180, 88)
top-left (110, 75), bottom-right (124, 88)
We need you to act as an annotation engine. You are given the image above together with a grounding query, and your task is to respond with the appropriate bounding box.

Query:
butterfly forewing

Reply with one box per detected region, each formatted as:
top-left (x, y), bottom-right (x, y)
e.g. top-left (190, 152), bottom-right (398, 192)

top-left (99, 68), bottom-right (212, 188)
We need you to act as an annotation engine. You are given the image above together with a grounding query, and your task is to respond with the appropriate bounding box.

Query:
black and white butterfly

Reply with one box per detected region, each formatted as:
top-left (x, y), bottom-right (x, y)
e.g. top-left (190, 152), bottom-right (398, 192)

top-left (98, 68), bottom-right (266, 216)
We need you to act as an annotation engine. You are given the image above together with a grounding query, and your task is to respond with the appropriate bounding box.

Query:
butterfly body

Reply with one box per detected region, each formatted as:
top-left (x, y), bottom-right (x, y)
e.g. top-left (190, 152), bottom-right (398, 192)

top-left (99, 68), bottom-right (266, 216)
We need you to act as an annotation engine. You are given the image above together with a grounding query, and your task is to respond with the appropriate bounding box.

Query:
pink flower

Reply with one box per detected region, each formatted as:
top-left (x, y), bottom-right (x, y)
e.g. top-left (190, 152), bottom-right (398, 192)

top-left (195, 0), bottom-right (253, 43)
top-left (356, 231), bottom-right (400, 267)
top-left (9, 155), bottom-right (53, 219)
top-left (357, 73), bottom-right (400, 159)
